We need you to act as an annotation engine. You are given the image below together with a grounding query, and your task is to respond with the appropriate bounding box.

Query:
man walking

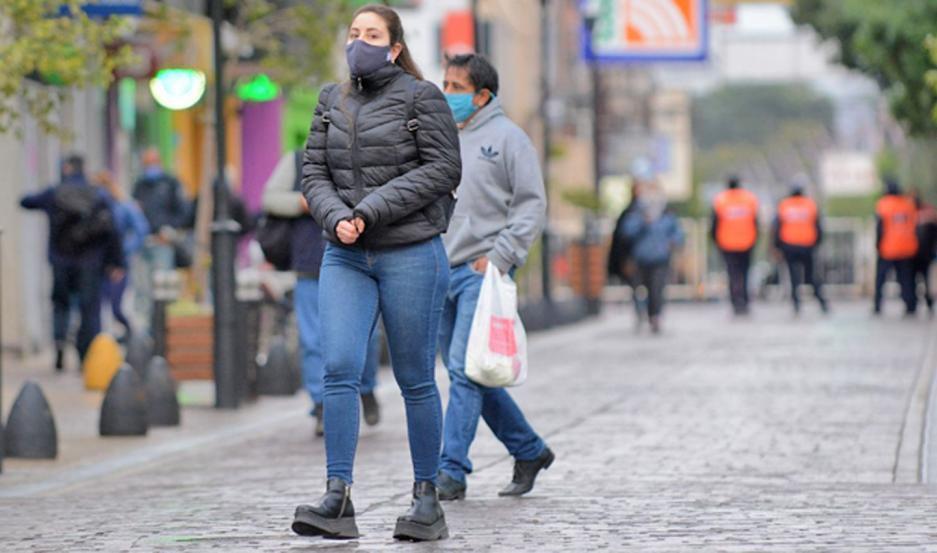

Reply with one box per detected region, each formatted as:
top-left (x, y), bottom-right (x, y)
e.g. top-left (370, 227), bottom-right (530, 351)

top-left (772, 181), bottom-right (829, 314)
top-left (262, 150), bottom-right (382, 437)
top-left (436, 54), bottom-right (553, 501)
top-left (874, 179), bottom-right (919, 316)
top-left (912, 189), bottom-right (937, 315)
top-left (20, 155), bottom-right (125, 370)
top-left (711, 176), bottom-right (759, 315)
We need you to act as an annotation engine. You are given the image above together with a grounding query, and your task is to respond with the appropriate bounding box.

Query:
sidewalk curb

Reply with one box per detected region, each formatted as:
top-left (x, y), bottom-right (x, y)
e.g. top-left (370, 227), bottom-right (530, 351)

top-left (894, 317), bottom-right (937, 483)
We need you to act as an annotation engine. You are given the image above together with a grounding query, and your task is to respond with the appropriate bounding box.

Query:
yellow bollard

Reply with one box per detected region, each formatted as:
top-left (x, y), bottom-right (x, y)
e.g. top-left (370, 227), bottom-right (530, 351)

top-left (83, 334), bottom-right (123, 391)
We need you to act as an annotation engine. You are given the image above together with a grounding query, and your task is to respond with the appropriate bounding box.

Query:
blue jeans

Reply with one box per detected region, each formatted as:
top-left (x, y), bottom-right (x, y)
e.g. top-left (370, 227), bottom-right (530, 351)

top-left (438, 264), bottom-right (545, 483)
top-left (52, 262), bottom-right (103, 360)
top-left (319, 237), bottom-right (449, 484)
top-left (294, 277), bottom-right (379, 409)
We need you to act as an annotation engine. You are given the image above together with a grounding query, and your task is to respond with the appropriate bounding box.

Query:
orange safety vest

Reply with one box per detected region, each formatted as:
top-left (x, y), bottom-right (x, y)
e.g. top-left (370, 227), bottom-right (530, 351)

top-left (714, 188), bottom-right (759, 252)
top-left (777, 196), bottom-right (819, 247)
top-left (876, 195), bottom-right (919, 260)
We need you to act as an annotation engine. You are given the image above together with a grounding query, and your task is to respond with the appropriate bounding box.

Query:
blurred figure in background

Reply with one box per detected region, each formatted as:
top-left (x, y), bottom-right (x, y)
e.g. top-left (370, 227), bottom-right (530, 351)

top-left (94, 170), bottom-right (149, 341)
top-left (608, 159), bottom-right (653, 327)
top-left (132, 147), bottom-right (190, 325)
top-left (911, 189), bottom-right (937, 315)
top-left (618, 182), bottom-right (684, 333)
top-left (19, 155), bottom-right (125, 370)
top-left (772, 180), bottom-right (829, 315)
top-left (874, 179), bottom-right (919, 316)
top-left (712, 176), bottom-right (759, 316)
top-left (261, 150), bottom-right (382, 438)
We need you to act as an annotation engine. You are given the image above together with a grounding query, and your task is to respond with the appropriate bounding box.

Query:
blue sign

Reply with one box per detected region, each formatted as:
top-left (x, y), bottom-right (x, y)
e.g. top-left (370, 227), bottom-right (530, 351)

top-left (582, 0), bottom-right (709, 63)
top-left (79, 1), bottom-right (143, 18)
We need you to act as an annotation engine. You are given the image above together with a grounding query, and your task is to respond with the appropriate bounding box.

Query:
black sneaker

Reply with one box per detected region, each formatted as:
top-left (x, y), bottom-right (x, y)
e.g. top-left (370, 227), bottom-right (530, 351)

top-left (313, 404), bottom-right (324, 437)
top-left (393, 481), bottom-right (449, 541)
top-left (436, 471), bottom-right (466, 501)
top-left (361, 392), bottom-right (380, 426)
top-left (498, 447), bottom-right (555, 497)
top-left (292, 478), bottom-right (359, 539)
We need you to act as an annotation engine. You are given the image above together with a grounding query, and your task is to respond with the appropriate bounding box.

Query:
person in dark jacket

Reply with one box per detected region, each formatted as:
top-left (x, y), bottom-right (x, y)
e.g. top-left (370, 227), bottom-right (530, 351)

top-left (132, 147), bottom-right (189, 324)
top-left (619, 184), bottom-right (684, 333)
top-left (94, 170), bottom-right (150, 340)
top-left (262, 150), bottom-right (382, 437)
top-left (290, 5), bottom-right (461, 543)
top-left (772, 182), bottom-right (829, 315)
top-left (20, 155), bottom-right (126, 370)
top-left (911, 188), bottom-right (937, 314)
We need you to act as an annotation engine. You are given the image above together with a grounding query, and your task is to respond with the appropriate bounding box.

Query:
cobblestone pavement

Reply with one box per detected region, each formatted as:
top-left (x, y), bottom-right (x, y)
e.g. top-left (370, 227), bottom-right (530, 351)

top-left (2, 302), bottom-right (937, 551)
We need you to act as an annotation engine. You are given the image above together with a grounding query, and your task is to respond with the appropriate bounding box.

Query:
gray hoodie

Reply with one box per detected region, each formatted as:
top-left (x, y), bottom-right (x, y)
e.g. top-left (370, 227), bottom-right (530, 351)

top-left (443, 97), bottom-right (547, 272)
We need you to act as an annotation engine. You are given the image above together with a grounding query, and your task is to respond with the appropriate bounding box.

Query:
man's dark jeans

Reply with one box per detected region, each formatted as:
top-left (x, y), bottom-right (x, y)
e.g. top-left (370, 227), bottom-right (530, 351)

top-left (782, 246), bottom-right (826, 310)
top-left (722, 250), bottom-right (752, 314)
top-left (875, 257), bottom-right (916, 314)
top-left (52, 262), bottom-right (103, 360)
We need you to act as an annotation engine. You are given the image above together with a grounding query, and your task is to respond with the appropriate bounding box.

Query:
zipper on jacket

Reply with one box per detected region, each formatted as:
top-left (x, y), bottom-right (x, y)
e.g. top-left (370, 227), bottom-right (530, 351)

top-left (349, 91), bottom-right (364, 204)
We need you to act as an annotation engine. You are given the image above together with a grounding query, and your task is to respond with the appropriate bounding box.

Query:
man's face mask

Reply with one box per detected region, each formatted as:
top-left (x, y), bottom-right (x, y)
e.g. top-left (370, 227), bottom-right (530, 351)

top-left (445, 92), bottom-right (480, 123)
top-left (346, 40), bottom-right (392, 79)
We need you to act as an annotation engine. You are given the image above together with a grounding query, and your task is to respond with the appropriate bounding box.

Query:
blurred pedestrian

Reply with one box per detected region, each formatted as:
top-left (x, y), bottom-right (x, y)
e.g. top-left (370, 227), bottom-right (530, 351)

top-left (874, 179), bottom-right (919, 316)
top-left (132, 147), bottom-right (189, 324)
top-left (619, 183), bottom-right (684, 333)
top-left (712, 176), bottom-right (759, 315)
top-left (772, 181), bottom-right (828, 315)
top-left (609, 159), bottom-right (654, 328)
top-left (261, 150), bottom-right (382, 437)
top-left (19, 155), bottom-right (125, 370)
top-left (911, 189), bottom-right (937, 315)
top-left (291, 5), bottom-right (460, 542)
top-left (93, 170), bottom-right (150, 341)
top-left (436, 53), bottom-right (553, 502)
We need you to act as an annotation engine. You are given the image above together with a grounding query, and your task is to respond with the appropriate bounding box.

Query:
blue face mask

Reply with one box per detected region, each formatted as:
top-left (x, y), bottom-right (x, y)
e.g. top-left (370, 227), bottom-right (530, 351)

top-left (345, 40), bottom-right (392, 79)
top-left (446, 93), bottom-right (478, 123)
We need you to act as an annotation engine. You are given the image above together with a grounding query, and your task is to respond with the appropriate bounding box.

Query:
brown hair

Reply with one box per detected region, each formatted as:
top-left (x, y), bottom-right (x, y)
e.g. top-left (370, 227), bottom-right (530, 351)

top-left (352, 4), bottom-right (423, 80)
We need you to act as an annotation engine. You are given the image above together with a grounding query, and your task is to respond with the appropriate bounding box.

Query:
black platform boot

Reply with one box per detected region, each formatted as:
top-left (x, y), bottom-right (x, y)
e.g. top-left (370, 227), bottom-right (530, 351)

top-left (393, 481), bottom-right (449, 541)
top-left (292, 478), bottom-right (359, 539)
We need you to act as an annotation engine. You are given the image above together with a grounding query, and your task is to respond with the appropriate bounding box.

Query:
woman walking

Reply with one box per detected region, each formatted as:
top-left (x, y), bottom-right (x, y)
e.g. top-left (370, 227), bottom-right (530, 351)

top-left (291, 4), bottom-right (461, 542)
top-left (93, 170), bottom-right (149, 341)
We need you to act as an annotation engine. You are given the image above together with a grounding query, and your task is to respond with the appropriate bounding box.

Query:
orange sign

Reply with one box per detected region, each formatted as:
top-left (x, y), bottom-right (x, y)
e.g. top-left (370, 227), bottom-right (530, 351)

top-left (587, 0), bottom-right (708, 62)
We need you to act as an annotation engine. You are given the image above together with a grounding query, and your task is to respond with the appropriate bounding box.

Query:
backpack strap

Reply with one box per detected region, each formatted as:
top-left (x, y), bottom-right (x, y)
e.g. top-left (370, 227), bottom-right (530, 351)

top-left (292, 150), bottom-right (304, 192)
top-left (404, 79), bottom-right (421, 133)
top-left (319, 84), bottom-right (340, 128)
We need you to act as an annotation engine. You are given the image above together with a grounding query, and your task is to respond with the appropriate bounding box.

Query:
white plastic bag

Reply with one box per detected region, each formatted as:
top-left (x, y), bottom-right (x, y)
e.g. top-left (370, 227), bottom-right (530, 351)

top-left (465, 263), bottom-right (528, 387)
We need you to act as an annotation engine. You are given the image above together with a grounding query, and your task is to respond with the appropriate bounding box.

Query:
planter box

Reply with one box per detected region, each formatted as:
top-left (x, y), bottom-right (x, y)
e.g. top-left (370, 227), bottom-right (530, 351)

top-left (166, 313), bottom-right (214, 381)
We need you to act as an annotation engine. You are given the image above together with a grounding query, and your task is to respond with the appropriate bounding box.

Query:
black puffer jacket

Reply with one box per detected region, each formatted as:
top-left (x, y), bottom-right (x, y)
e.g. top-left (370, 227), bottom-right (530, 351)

top-left (302, 64), bottom-right (462, 249)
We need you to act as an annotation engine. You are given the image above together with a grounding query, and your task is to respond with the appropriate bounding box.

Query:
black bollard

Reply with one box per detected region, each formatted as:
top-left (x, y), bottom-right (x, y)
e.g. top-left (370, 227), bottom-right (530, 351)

top-left (100, 365), bottom-right (149, 436)
top-left (257, 335), bottom-right (297, 396)
top-left (4, 381), bottom-right (57, 459)
top-left (125, 332), bottom-right (154, 375)
top-left (144, 356), bottom-right (180, 427)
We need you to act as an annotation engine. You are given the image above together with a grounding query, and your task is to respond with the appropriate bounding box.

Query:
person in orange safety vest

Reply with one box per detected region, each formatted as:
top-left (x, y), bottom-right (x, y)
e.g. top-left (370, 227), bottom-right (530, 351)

top-left (772, 181), bottom-right (829, 314)
top-left (711, 176), bottom-right (759, 315)
top-left (874, 178), bottom-right (919, 316)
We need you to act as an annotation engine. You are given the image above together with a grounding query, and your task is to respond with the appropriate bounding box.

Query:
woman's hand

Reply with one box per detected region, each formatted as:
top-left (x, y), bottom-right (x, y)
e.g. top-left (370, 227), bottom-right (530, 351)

top-left (336, 220), bottom-right (360, 244)
top-left (352, 217), bottom-right (365, 234)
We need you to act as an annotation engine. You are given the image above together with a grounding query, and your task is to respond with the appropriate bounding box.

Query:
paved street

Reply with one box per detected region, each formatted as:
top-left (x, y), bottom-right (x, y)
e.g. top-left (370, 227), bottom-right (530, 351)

top-left (2, 301), bottom-right (937, 551)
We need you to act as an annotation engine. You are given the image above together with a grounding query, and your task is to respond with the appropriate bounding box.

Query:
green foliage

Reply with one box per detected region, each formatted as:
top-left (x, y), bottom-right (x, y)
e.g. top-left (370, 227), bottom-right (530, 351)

top-left (824, 195), bottom-right (877, 218)
top-left (692, 84), bottom-right (834, 187)
top-left (232, 0), bottom-right (354, 91)
top-left (0, 0), bottom-right (134, 137)
top-left (792, 0), bottom-right (937, 137)
top-left (561, 188), bottom-right (602, 213)
top-left (693, 84), bottom-right (834, 151)
top-left (927, 34), bottom-right (937, 123)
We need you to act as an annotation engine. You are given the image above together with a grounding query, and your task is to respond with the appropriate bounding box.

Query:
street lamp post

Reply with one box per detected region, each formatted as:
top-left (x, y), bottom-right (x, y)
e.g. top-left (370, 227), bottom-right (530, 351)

top-left (540, 0), bottom-right (553, 304)
top-left (210, 0), bottom-right (241, 409)
top-left (583, 4), bottom-right (602, 316)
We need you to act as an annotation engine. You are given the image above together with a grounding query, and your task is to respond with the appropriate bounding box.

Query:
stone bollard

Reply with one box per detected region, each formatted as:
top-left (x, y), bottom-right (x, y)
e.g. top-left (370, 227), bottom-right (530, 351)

top-left (144, 356), bottom-right (180, 427)
top-left (4, 381), bottom-right (57, 459)
top-left (100, 365), bottom-right (149, 436)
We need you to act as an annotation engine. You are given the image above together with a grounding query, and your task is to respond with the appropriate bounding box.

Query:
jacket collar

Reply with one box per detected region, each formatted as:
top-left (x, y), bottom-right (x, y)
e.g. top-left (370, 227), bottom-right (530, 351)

top-left (356, 63), bottom-right (404, 92)
top-left (462, 96), bottom-right (504, 132)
